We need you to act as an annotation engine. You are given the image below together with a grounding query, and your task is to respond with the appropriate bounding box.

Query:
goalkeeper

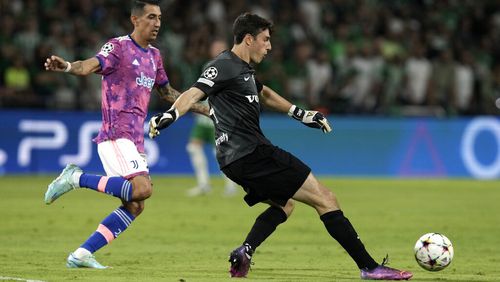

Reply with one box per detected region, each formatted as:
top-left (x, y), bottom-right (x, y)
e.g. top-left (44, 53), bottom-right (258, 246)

top-left (149, 13), bottom-right (411, 281)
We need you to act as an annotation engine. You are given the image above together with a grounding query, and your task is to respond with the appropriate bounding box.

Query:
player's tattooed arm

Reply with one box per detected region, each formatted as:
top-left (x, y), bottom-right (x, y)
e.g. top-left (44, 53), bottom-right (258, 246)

top-left (157, 84), bottom-right (210, 117)
top-left (157, 84), bottom-right (182, 104)
top-left (188, 99), bottom-right (210, 117)
top-left (69, 58), bottom-right (101, 75)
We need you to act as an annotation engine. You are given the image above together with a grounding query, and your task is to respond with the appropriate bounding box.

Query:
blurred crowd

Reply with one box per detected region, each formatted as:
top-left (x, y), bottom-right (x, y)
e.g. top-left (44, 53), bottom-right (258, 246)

top-left (1, 0), bottom-right (499, 116)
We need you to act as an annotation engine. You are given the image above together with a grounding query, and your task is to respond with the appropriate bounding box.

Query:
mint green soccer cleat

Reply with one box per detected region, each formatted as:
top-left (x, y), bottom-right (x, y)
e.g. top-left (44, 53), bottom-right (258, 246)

top-left (44, 164), bottom-right (81, 205)
top-left (66, 253), bottom-right (108, 269)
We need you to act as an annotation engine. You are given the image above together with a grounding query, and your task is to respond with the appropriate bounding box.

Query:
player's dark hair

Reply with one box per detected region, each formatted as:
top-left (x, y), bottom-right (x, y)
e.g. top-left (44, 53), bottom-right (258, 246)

top-left (232, 13), bottom-right (273, 44)
top-left (131, 0), bottom-right (160, 16)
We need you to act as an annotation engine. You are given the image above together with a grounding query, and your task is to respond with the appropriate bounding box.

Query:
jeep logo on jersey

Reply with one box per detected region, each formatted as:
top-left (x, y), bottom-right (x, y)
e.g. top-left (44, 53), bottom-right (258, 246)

top-left (203, 67), bottom-right (218, 80)
top-left (136, 72), bottom-right (155, 89)
top-left (245, 95), bottom-right (259, 103)
top-left (99, 42), bottom-right (114, 57)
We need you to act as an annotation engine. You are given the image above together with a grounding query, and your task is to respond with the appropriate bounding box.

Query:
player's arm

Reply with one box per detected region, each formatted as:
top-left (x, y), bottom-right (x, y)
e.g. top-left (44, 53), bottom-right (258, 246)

top-left (259, 85), bottom-right (294, 112)
top-left (44, 55), bottom-right (100, 76)
top-left (260, 85), bottom-right (332, 133)
top-left (156, 84), bottom-right (209, 116)
top-left (148, 87), bottom-right (206, 138)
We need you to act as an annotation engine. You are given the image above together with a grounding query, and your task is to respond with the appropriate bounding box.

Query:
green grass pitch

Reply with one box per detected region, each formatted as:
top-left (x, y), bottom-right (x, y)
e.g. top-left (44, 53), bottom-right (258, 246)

top-left (1, 175), bottom-right (499, 281)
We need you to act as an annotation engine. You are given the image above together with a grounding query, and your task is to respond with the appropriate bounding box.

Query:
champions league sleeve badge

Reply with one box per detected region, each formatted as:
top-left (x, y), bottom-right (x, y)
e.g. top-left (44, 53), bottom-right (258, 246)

top-left (203, 67), bottom-right (218, 80)
top-left (99, 42), bottom-right (114, 57)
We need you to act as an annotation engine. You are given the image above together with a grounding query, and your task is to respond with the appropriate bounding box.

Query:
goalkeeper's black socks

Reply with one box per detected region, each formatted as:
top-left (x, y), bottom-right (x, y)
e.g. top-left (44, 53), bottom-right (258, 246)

top-left (320, 210), bottom-right (379, 270)
top-left (244, 206), bottom-right (287, 250)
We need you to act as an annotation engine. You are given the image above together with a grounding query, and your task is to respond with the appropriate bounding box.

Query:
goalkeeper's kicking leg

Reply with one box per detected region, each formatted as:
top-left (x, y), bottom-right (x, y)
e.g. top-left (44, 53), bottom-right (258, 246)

top-left (292, 173), bottom-right (412, 280)
top-left (223, 144), bottom-right (412, 279)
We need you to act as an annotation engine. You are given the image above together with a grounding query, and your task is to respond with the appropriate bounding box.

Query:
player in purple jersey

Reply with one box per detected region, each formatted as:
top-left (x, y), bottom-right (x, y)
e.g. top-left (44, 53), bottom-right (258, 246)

top-left (43, 0), bottom-right (208, 269)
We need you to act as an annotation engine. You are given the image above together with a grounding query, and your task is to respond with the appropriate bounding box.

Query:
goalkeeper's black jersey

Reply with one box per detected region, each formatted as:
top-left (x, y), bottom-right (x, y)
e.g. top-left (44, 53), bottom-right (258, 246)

top-left (193, 50), bottom-right (272, 168)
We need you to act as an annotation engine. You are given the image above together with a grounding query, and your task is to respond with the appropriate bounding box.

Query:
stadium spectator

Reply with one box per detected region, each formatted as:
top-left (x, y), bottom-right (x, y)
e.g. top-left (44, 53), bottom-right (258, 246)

top-left (453, 49), bottom-right (476, 115)
top-left (14, 18), bottom-right (41, 64)
top-left (1, 55), bottom-right (41, 108)
top-left (4, 55), bottom-right (31, 92)
top-left (491, 64), bottom-right (500, 113)
top-left (379, 53), bottom-right (405, 114)
top-left (399, 43), bottom-right (435, 115)
top-left (283, 40), bottom-right (312, 108)
top-left (429, 49), bottom-right (456, 115)
top-left (306, 47), bottom-right (333, 109)
top-left (349, 40), bottom-right (384, 113)
top-left (148, 12), bottom-right (412, 280)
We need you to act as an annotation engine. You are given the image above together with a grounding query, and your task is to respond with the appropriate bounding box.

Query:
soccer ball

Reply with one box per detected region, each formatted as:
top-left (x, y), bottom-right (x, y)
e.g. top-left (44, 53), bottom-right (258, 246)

top-left (414, 233), bottom-right (454, 271)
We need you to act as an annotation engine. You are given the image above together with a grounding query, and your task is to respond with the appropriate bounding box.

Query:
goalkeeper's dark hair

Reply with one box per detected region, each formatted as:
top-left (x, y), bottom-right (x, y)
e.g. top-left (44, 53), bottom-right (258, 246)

top-left (233, 13), bottom-right (273, 44)
top-left (131, 0), bottom-right (160, 16)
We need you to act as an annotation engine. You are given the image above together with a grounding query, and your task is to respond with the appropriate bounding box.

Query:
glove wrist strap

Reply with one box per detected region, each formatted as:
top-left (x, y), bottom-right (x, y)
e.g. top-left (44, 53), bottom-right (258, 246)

top-left (288, 104), bottom-right (305, 121)
top-left (167, 107), bottom-right (179, 121)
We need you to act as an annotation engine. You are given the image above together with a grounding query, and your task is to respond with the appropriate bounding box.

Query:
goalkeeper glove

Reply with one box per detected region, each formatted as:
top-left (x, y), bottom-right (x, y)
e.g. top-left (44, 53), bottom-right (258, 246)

top-left (288, 105), bottom-right (332, 133)
top-left (148, 107), bottom-right (179, 139)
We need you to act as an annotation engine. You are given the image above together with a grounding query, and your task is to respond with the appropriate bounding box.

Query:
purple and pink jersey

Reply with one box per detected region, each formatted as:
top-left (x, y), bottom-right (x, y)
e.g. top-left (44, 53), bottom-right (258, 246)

top-left (93, 35), bottom-right (169, 153)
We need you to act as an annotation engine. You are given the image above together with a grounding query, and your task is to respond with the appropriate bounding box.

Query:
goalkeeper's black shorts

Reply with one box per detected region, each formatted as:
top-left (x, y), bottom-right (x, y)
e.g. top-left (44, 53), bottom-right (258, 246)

top-left (222, 144), bottom-right (311, 207)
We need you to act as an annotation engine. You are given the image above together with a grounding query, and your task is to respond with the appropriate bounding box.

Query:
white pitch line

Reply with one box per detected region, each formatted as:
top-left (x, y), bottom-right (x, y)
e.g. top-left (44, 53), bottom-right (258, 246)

top-left (0, 276), bottom-right (46, 282)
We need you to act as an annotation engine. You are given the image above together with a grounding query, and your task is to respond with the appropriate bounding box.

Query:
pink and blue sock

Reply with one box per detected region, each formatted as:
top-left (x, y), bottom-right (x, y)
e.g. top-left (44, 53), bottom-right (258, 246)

top-left (80, 206), bottom-right (135, 254)
top-left (79, 174), bottom-right (132, 201)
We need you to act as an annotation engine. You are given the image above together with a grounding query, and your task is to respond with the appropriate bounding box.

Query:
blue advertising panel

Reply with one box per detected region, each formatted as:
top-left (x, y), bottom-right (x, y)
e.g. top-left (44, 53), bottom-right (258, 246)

top-left (262, 116), bottom-right (499, 179)
top-left (0, 110), bottom-right (498, 179)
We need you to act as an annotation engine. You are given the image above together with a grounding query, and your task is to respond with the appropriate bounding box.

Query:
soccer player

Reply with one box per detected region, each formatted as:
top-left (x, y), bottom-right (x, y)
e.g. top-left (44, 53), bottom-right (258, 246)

top-left (186, 39), bottom-right (237, 197)
top-left (43, 0), bottom-right (207, 269)
top-left (148, 13), bottom-right (413, 280)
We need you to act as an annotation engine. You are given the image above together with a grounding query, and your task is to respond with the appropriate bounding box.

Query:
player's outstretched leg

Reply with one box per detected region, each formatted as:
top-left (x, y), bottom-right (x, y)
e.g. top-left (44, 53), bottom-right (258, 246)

top-left (360, 256), bottom-right (413, 280)
top-left (45, 164), bottom-right (82, 204)
top-left (45, 164), bottom-right (137, 205)
top-left (228, 243), bottom-right (253, 277)
top-left (294, 173), bottom-right (412, 280)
